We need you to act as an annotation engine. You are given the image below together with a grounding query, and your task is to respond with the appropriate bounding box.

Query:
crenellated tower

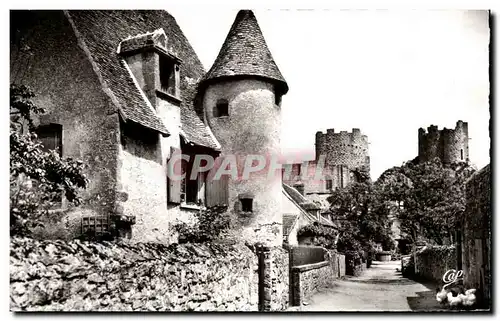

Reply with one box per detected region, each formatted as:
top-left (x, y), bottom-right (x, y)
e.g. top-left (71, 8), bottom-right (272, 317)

top-left (315, 128), bottom-right (370, 175)
top-left (418, 120), bottom-right (469, 164)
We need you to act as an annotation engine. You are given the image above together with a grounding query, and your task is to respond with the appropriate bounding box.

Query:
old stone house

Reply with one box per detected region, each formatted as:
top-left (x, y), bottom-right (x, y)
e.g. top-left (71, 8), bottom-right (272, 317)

top-left (282, 183), bottom-right (336, 246)
top-left (460, 163), bottom-right (491, 308)
top-left (10, 10), bottom-right (302, 247)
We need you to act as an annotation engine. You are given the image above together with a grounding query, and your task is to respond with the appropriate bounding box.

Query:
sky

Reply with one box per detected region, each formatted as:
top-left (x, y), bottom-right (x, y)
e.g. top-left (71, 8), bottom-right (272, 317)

top-left (168, 9), bottom-right (490, 180)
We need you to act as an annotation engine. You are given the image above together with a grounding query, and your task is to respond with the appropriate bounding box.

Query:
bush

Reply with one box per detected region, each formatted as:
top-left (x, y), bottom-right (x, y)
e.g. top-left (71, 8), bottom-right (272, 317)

top-left (10, 84), bottom-right (88, 236)
top-left (402, 255), bottom-right (415, 277)
top-left (173, 205), bottom-right (231, 243)
top-left (391, 252), bottom-right (402, 261)
top-left (297, 222), bottom-right (338, 249)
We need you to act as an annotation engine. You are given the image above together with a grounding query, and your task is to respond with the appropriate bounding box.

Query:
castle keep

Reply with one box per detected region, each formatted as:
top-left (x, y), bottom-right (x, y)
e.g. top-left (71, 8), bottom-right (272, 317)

top-left (283, 128), bottom-right (370, 204)
top-left (418, 120), bottom-right (469, 164)
top-left (315, 128), bottom-right (370, 173)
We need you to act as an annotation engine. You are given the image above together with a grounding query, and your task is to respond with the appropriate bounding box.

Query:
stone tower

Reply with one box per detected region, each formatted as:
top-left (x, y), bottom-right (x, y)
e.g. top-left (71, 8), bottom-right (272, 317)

top-left (418, 120), bottom-right (469, 164)
top-left (315, 128), bottom-right (370, 175)
top-left (200, 10), bottom-right (288, 246)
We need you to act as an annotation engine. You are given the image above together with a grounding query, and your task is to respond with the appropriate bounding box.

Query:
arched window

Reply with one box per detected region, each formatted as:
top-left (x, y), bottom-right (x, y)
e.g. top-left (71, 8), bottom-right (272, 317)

top-left (213, 99), bottom-right (229, 117)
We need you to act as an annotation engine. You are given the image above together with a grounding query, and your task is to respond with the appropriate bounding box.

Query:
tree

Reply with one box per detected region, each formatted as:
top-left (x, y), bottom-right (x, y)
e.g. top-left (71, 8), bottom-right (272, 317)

top-left (10, 84), bottom-right (88, 236)
top-left (327, 168), bottom-right (394, 255)
top-left (375, 158), bottom-right (475, 245)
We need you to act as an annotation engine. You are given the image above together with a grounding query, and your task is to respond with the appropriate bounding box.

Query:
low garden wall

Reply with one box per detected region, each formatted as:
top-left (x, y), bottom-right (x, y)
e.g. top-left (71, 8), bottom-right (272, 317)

top-left (325, 250), bottom-right (346, 278)
top-left (11, 237), bottom-right (274, 311)
top-left (288, 245), bottom-right (325, 267)
top-left (290, 261), bottom-right (334, 306)
top-left (269, 247), bottom-right (289, 311)
top-left (414, 245), bottom-right (457, 283)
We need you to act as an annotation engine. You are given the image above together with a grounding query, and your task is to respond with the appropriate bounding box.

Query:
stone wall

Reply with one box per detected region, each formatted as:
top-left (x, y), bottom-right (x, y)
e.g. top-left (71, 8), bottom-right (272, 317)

top-left (270, 247), bottom-right (289, 311)
top-left (462, 164), bottom-right (491, 308)
top-left (414, 245), bottom-right (457, 283)
top-left (290, 261), bottom-right (334, 306)
top-left (10, 238), bottom-right (263, 311)
top-left (326, 250), bottom-right (346, 278)
top-left (289, 245), bottom-right (325, 267)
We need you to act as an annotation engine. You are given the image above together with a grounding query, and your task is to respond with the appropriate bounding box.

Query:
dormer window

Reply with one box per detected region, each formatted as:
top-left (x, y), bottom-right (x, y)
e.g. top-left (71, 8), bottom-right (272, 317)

top-left (214, 99), bottom-right (229, 117)
top-left (159, 55), bottom-right (178, 97)
top-left (119, 29), bottom-right (182, 103)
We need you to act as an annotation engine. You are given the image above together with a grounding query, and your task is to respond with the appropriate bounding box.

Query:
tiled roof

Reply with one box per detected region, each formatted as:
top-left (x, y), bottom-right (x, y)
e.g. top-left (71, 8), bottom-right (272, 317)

top-left (283, 183), bottom-right (336, 228)
top-left (180, 81), bottom-right (220, 150)
top-left (283, 214), bottom-right (298, 237)
top-left (283, 183), bottom-right (308, 205)
top-left (202, 10), bottom-right (288, 94)
top-left (67, 10), bottom-right (219, 149)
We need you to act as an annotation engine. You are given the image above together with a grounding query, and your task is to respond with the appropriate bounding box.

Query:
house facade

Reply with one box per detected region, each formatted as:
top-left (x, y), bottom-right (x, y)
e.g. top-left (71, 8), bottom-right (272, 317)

top-left (11, 10), bottom-right (298, 246)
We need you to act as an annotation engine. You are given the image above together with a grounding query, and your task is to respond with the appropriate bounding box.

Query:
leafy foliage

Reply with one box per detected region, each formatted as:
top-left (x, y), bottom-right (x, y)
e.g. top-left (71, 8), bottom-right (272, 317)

top-left (375, 158), bottom-right (475, 245)
top-left (173, 205), bottom-right (231, 243)
top-left (297, 222), bottom-right (338, 249)
top-left (327, 169), bottom-right (394, 255)
top-left (10, 84), bottom-right (88, 236)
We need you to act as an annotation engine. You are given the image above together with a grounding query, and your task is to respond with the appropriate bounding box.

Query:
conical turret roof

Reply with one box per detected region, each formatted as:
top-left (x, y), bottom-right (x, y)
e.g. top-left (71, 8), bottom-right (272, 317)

top-left (203, 10), bottom-right (288, 94)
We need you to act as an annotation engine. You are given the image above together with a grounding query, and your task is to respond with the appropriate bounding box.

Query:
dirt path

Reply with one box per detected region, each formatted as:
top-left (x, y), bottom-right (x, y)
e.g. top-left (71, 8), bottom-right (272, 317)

top-left (295, 260), bottom-right (448, 312)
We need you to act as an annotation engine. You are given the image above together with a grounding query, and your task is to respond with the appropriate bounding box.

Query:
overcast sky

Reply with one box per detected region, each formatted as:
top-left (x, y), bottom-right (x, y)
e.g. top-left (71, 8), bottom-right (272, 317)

top-left (169, 9), bottom-right (490, 180)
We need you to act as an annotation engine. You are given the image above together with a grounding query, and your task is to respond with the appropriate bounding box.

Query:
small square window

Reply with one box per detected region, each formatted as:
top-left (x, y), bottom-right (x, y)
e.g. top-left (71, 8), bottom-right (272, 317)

top-left (214, 99), bottom-right (229, 117)
top-left (241, 198), bottom-right (253, 212)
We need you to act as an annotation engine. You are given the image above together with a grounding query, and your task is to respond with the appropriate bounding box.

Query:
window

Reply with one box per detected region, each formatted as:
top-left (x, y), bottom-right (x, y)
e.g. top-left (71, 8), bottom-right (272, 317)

top-left (461, 149), bottom-right (464, 160)
top-left (340, 166), bottom-right (344, 188)
top-left (294, 163), bottom-right (301, 176)
top-left (326, 179), bottom-right (333, 190)
top-left (159, 55), bottom-right (177, 97)
top-left (241, 198), bottom-right (253, 212)
top-left (168, 148), bottom-right (228, 207)
top-left (214, 99), bottom-right (229, 117)
top-left (36, 123), bottom-right (62, 156)
top-left (36, 123), bottom-right (64, 205)
top-left (81, 216), bottom-right (109, 238)
top-left (183, 159), bottom-right (206, 206)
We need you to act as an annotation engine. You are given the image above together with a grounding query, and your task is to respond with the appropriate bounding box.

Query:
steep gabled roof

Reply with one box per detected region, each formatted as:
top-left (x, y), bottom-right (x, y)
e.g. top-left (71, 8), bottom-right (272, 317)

top-left (66, 10), bottom-right (219, 149)
top-left (282, 184), bottom-right (336, 238)
top-left (202, 10), bottom-right (288, 94)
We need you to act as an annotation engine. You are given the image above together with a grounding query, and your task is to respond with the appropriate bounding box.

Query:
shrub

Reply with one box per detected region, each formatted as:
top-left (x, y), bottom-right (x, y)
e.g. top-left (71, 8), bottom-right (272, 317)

top-left (402, 255), bottom-right (415, 277)
top-left (10, 84), bottom-right (88, 236)
top-left (173, 205), bottom-right (231, 243)
top-left (297, 222), bottom-right (338, 249)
